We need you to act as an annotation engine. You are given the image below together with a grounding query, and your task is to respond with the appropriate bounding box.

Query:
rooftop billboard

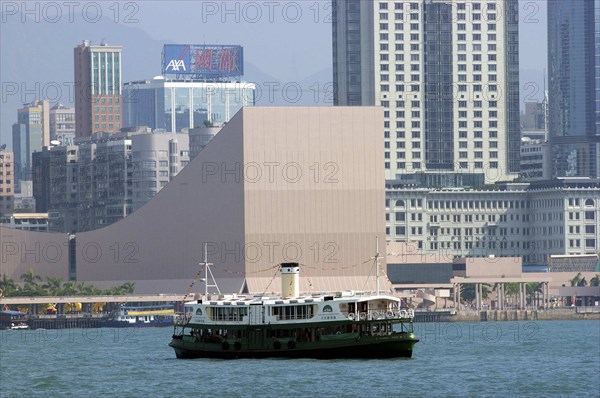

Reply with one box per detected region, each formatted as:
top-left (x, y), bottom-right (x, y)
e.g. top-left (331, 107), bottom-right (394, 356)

top-left (162, 45), bottom-right (243, 78)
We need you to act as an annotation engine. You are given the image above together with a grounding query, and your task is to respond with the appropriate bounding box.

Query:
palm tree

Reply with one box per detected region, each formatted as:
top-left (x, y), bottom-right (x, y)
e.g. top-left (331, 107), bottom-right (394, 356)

top-left (120, 282), bottom-right (135, 294)
top-left (102, 287), bottom-right (118, 295)
top-left (61, 281), bottom-right (77, 296)
top-left (570, 272), bottom-right (583, 287)
top-left (591, 274), bottom-right (600, 287)
top-left (20, 269), bottom-right (45, 296)
top-left (82, 284), bottom-right (102, 296)
top-left (526, 282), bottom-right (543, 307)
top-left (460, 284), bottom-right (490, 305)
top-left (504, 283), bottom-right (520, 308)
top-left (20, 269), bottom-right (42, 286)
top-left (76, 282), bottom-right (86, 295)
top-left (0, 274), bottom-right (18, 297)
top-left (43, 276), bottom-right (64, 296)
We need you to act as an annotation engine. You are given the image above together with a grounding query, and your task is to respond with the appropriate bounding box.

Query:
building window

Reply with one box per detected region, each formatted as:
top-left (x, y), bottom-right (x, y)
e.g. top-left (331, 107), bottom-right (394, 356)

top-left (585, 211), bottom-right (595, 220)
top-left (585, 225), bottom-right (595, 234)
top-left (586, 239), bottom-right (596, 248)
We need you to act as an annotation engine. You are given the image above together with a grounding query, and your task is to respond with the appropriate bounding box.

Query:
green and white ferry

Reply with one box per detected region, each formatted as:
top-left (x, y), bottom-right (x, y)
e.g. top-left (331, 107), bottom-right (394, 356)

top-left (169, 259), bottom-right (419, 359)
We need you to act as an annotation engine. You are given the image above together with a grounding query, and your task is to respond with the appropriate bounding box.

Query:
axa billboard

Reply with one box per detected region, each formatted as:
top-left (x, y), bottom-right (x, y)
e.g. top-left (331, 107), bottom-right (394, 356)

top-left (162, 44), bottom-right (244, 78)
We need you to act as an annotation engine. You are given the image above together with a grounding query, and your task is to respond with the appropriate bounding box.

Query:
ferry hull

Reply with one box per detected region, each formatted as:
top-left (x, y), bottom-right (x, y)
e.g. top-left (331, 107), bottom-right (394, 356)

top-left (169, 335), bottom-right (419, 359)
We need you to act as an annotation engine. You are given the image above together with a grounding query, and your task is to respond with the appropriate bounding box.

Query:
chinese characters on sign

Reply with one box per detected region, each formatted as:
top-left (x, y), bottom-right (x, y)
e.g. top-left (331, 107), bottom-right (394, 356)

top-left (163, 45), bottom-right (243, 78)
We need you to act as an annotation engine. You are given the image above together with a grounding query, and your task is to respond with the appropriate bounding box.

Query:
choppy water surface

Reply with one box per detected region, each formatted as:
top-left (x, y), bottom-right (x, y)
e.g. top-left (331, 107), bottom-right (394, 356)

top-left (1, 320), bottom-right (598, 397)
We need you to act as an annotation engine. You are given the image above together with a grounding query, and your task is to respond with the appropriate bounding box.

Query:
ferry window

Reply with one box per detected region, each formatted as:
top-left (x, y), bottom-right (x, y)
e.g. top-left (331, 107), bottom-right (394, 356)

top-left (274, 305), bottom-right (315, 320)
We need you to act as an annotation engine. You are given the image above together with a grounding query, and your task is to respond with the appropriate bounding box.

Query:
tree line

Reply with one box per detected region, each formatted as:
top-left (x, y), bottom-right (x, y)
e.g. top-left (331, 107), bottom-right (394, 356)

top-left (0, 269), bottom-right (135, 297)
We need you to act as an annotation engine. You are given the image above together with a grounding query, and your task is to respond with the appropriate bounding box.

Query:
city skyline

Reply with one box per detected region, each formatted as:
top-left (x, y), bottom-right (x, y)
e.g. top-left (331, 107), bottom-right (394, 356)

top-left (1, 1), bottom-right (548, 150)
top-left (2, 1), bottom-right (597, 265)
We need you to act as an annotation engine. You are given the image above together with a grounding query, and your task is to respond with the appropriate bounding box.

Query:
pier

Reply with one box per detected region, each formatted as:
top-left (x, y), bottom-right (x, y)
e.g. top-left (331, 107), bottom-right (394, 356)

top-left (1, 294), bottom-right (186, 329)
top-left (0, 294), bottom-right (184, 307)
top-left (449, 307), bottom-right (600, 322)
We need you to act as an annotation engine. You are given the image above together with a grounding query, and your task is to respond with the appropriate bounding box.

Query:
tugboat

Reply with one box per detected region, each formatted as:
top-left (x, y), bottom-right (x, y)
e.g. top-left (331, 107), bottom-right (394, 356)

top-left (169, 244), bottom-right (419, 359)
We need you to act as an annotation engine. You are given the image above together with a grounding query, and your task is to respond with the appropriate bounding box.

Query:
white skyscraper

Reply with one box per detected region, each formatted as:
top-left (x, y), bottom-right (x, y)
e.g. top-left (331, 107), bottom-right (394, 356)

top-left (333, 0), bottom-right (520, 186)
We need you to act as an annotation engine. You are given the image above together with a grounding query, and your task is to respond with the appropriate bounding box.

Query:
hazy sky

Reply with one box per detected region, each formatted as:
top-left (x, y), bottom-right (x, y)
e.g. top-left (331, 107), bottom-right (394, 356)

top-left (132, 1), bottom-right (335, 80)
top-left (518, 0), bottom-right (548, 72)
top-left (134, 0), bottom-right (548, 81)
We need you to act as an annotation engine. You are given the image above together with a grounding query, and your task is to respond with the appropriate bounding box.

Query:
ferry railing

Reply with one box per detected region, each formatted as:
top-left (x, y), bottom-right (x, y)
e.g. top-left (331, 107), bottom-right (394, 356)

top-left (346, 309), bottom-right (415, 321)
top-left (174, 313), bottom-right (191, 326)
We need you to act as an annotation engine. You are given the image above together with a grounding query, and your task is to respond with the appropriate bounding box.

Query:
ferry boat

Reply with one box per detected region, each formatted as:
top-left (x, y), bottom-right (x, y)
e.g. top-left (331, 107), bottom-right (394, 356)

top-left (101, 304), bottom-right (175, 328)
top-left (169, 249), bottom-right (419, 359)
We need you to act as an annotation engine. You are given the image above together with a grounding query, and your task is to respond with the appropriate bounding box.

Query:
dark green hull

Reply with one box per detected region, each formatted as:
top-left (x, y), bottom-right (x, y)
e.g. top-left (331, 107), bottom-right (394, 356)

top-left (169, 333), bottom-right (419, 359)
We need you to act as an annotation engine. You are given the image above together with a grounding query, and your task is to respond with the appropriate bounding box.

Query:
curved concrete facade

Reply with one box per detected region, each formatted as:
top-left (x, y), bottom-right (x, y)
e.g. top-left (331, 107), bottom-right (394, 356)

top-left (1, 107), bottom-right (387, 294)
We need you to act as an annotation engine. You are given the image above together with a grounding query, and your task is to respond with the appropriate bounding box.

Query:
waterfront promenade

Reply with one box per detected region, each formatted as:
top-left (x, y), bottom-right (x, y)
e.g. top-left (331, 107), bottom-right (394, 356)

top-left (449, 307), bottom-right (600, 322)
top-left (1, 294), bottom-right (187, 329)
top-left (0, 294), bottom-right (184, 306)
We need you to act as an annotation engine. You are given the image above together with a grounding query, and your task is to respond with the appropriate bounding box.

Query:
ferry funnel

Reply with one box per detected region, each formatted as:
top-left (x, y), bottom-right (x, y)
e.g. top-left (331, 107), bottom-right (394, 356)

top-left (280, 262), bottom-right (300, 298)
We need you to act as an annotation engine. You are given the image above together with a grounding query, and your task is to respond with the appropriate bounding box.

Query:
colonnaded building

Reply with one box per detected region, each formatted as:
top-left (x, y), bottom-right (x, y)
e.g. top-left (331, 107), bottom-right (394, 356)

top-left (0, 107), bottom-right (388, 294)
top-left (385, 179), bottom-right (600, 269)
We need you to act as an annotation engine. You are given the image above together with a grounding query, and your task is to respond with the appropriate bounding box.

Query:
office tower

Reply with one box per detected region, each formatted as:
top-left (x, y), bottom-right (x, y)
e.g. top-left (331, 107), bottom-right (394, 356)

top-left (32, 148), bottom-right (52, 213)
top-left (49, 103), bottom-right (76, 145)
top-left (11, 100), bottom-right (50, 188)
top-left (122, 78), bottom-right (255, 132)
top-left (0, 151), bottom-right (15, 216)
top-left (74, 40), bottom-right (122, 138)
top-left (333, 0), bottom-right (520, 185)
top-left (548, 0), bottom-right (600, 178)
top-left (521, 101), bottom-right (546, 132)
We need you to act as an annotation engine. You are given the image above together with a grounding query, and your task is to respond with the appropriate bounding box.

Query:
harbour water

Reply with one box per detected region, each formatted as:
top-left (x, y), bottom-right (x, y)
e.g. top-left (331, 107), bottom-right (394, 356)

top-left (1, 320), bottom-right (598, 397)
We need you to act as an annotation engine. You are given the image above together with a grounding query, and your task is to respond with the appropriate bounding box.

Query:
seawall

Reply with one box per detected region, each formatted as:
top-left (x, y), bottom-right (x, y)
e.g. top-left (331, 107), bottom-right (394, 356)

top-left (449, 308), bottom-right (600, 322)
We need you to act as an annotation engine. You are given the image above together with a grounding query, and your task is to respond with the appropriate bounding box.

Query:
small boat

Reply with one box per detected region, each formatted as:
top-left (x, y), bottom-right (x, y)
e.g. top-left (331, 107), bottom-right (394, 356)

top-left (101, 304), bottom-right (175, 328)
top-left (169, 244), bottom-right (419, 359)
top-left (8, 322), bottom-right (29, 330)
top-left (1, 310), bottom-right (29, 330)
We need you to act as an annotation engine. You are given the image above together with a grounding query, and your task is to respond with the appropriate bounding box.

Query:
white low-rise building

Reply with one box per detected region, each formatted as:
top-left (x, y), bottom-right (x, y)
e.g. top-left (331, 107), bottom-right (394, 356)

top-left (386, 179), bottom-right (600, 268)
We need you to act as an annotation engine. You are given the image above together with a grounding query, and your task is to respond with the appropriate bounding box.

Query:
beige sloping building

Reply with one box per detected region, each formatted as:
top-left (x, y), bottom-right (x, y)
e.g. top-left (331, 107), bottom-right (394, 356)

top-left (0, 107), bottom-right (389, 295)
